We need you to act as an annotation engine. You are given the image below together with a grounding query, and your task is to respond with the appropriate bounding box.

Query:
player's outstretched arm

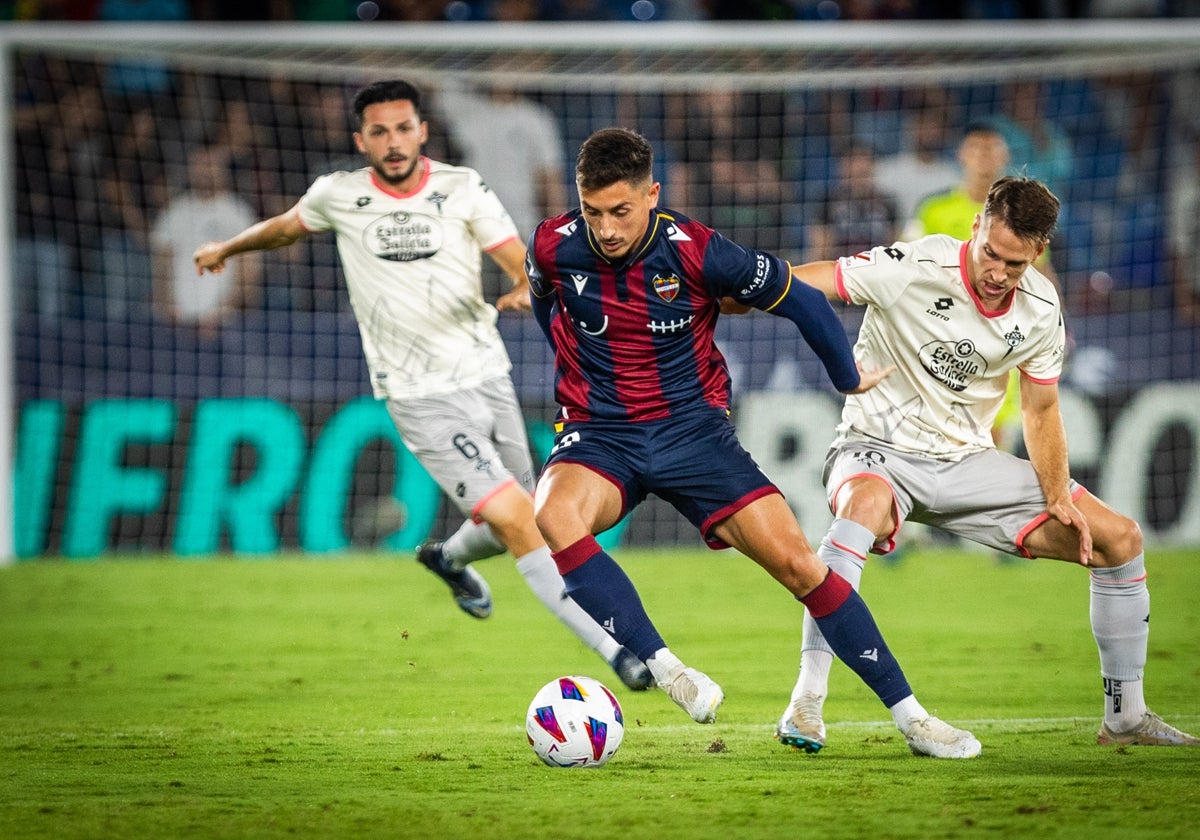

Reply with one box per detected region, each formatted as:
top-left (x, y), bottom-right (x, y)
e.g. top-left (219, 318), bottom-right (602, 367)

top-left (193, 203), bottom-right (308, 276)
top-left (721, 262), bottom-right (840, 313)
top-left (489, 238), bottom-right (533, 313)
top-left (790, 260), bottom-right (839, 301)
top-left (762, 270), bottom-right (860, 393)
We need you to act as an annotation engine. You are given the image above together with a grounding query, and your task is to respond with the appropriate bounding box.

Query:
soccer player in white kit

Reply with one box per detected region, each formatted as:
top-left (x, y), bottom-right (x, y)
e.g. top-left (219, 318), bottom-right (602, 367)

top-left (776, 176), bottom-right (1197, 752)
top-left (192, 79), bottom-right (651, 691)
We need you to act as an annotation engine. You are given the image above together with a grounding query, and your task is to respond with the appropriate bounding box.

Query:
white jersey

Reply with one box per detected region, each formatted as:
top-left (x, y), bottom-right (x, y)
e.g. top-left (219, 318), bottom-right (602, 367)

top-left (833, 234), bottom-right (1066, 459)
top-left (297, 159), bottom-right (520, 400)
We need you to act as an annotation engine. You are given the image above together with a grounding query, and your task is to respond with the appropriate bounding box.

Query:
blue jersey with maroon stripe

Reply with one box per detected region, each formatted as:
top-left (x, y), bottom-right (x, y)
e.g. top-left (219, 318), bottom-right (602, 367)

top-left (528, 207), bottom-right (792, 423)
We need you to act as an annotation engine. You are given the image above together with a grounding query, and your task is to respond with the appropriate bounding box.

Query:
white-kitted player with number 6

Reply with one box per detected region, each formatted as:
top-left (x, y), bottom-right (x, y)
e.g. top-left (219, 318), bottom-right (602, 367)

top-left (192, 79), bottom-right (651, 692)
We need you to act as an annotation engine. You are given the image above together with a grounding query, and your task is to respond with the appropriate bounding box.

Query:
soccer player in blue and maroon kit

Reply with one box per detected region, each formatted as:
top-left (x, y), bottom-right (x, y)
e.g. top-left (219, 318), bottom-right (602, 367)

top-left (526, 128), bottom-right (980, 758)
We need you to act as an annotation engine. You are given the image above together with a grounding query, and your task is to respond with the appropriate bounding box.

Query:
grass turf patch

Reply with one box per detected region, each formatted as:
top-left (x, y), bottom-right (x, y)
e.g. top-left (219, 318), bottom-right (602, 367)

top-left (1, 547), bottom-right (1197, 839)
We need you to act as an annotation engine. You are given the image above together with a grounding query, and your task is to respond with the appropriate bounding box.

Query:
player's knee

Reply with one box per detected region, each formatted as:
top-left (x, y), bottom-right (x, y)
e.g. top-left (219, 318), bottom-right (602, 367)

top-left (478, 487), bottom-right (535, 539)
top-left (834, 493), bottom-right (893, 536)
top-left (1095, 515), bottom-right (1143, 566)
top-left (532, 502), bottom-right (564, 543)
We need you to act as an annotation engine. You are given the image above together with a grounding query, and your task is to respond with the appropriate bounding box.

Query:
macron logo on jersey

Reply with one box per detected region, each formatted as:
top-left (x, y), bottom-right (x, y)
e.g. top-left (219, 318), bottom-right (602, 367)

top-left (571, 274), bottom-right (588, 294)
top-left (556, 219), bottom-right (578, 237)
top-left (666, 224), bottom-right (692, 242)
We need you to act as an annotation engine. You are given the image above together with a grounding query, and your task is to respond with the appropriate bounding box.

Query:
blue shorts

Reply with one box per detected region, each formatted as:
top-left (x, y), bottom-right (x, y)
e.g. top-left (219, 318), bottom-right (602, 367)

top-left (543, 407), bottom-right (781, 549)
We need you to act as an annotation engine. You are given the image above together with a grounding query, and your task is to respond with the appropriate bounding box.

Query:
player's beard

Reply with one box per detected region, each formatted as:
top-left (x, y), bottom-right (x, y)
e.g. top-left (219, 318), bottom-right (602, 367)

top-left (373, 153), bottom-right (420, 187)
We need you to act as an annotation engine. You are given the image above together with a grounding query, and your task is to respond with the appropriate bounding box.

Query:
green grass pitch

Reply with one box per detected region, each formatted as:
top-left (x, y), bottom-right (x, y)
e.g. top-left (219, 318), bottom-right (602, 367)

top-left (1, 546), bottom-right (1197, 839)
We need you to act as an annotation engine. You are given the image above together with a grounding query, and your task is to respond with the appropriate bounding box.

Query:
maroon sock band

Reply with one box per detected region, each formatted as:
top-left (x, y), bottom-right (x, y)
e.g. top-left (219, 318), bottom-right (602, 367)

top-left (801, 570), bottom-right (853, 618)
top-left (551, 535), bottom-right (603, 575)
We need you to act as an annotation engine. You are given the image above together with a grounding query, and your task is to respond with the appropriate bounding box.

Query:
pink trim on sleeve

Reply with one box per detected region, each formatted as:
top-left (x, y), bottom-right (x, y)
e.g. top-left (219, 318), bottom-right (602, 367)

top-left (484, 235), bottom-right (521, 253)
top-left (833, 260), bottom-right (850, 302)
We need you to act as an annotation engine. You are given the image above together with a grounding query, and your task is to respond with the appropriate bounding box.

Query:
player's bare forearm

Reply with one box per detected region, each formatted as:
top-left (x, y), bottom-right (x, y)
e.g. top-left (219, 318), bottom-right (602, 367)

top-left (1022, 380), bottom-right (1092, 564)
top-left (790, 260), bottom-right (839, 301)
top-left (194, 205), bottom-right (306, 275)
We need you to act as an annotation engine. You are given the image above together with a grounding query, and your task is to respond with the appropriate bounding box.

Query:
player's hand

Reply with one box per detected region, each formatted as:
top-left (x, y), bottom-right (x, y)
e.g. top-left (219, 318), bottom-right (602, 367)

top-left (496, 286), bottom-right (532, 312)
top-left (719, 296), bottom-right (751, 315)
top-left (842, 362), bottom-right (896, 395)
top-left (193, 242), bottom-right (227, 275)
top-left (1047, 498), bottom-right (1093, 566)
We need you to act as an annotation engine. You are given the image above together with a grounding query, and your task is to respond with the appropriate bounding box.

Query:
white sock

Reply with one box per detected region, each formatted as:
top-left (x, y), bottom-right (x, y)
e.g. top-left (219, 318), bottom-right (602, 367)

top-left (646, 648), bottom-right (683, 684)
top-left (442, 520), bottom-right (505, 569)
top-left (1091, 555), bottom-right (1150, 730)
top-left (791, 518), bottom-right (870, 701)
top-left (792, 650), bottom-right (834, 702)
top-left (888, 694), bottom-right (929, 732)
top-left (515, 547), bottom-right (621, 662)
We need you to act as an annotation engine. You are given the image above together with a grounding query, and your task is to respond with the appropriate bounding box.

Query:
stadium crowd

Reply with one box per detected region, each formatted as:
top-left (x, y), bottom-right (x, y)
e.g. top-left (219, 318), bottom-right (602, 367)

top-left (9, 22), bottom-right (1200, 434)
top-left (4, 0), bottom-right (1200, 22)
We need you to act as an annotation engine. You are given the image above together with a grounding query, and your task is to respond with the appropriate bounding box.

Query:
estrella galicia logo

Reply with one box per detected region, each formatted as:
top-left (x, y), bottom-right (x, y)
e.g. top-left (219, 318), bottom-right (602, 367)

top-left (652, 273), bottom-right (681, 303)
top-left (918, 338), bottom-right (988, 392)
top-left (363, 211), bottom-right (442, 262)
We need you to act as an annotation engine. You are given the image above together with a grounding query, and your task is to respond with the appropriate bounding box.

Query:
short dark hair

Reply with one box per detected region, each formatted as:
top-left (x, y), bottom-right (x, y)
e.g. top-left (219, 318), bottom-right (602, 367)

top-left (576, 128), bottom-right (654, 193)
top-left (352, 79), bottom-right (422, 125)
top-left (962, 122), bottom-right (1004, 142)
top-left (983, 176), bottom-right (1060, 246)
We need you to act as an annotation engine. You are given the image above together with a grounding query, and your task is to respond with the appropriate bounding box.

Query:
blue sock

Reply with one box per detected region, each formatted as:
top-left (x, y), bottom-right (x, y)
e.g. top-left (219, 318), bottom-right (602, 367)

top-left (553, 537), bottom-right (665, 662)
top-left (803, 571), bottom-right (912, 708)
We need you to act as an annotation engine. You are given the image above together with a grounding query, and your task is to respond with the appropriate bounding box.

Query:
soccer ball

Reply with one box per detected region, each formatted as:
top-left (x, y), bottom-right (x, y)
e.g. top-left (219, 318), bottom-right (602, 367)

top-left (526, 675), bottom-right (625, 768)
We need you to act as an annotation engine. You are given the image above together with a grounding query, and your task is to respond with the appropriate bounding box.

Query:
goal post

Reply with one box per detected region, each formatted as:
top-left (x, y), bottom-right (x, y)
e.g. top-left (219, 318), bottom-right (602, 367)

top-left (4, 20), bottom-right (1200, 560)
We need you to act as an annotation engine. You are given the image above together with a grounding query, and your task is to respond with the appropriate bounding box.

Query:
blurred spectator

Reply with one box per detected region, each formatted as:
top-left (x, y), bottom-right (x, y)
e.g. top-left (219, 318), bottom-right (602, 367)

top-left (980, 79), bottom-right (1074, 196)
top-left (873, 97), bottom-right (961, 222)
top-left (706, 0), bottom-right (794, 17)
top-left (667, 87), bottom-right (789, 252)
top-left (289, 0), bottom-right (357, 19)
top-left (539, 0), bottom-right (623, 18)
top-left (97, 0), bottom-right (189, 104)
top-left (481, 0), bottom-right (541, 18)
top-left (1168, 121), bottom-right (1200, 322)
top-left (152, 146), bottom-right (263, 336)
top-left (433, 78), bottom-right (568, 250)
top-left (60, 82), bottom-right (128, 319)
top-left (1095, 70), bottom-right (1169, 197)
top-left (100, 102), bottom-right (172, 319)
top-left (192, 0), bottom-right (290, 17)
top-left (804, 142), bottom-right (899, 262)
top-left (904, 123), bottom-right (1009, 240)
top-left (13, 57), bottom-right (78, 321)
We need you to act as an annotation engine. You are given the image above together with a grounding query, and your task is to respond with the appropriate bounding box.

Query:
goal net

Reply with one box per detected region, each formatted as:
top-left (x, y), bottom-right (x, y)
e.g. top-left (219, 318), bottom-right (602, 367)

top-left (6, 21), bottom-right (1200, 559)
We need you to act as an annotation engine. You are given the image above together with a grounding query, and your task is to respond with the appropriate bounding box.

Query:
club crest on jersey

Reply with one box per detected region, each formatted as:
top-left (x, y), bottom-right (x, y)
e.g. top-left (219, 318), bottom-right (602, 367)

top-left (652, 273), bottom-right (681, 302)
top-left (1003, 325), bottom-right (1026, 358)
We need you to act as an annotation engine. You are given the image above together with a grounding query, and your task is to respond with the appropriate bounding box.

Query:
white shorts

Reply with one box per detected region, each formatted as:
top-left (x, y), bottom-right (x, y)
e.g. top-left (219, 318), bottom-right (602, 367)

top-left (823, 438), bottom-right (1084, 558)
top-left (386, 376), bottom-right (535, 521)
